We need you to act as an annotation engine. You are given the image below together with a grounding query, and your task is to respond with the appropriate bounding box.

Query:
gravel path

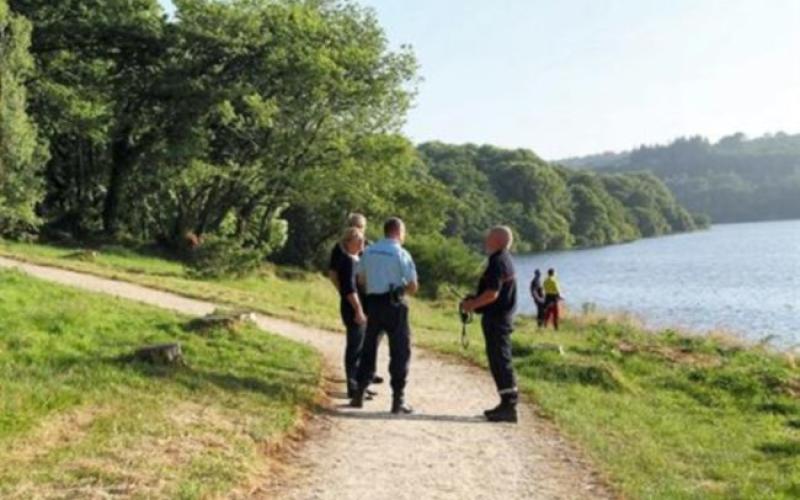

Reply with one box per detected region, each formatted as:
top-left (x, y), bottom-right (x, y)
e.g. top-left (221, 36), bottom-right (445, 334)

top-left (0, 257), bottom-right (611, 499)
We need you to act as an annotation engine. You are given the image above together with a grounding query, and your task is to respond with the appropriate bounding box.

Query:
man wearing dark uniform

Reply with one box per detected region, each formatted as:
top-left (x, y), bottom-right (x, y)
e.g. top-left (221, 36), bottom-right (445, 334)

top-left (350, 217), bottom-right (418, 414)
top-left (461, 226), bottom-right (519, 423)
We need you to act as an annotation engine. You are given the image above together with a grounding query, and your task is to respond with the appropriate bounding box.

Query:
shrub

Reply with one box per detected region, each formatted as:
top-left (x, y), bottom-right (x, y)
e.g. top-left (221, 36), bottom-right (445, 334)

top-left (186, 236), bottom-right (265, 279)
top-left (404, 233), bottom-right (482, 298)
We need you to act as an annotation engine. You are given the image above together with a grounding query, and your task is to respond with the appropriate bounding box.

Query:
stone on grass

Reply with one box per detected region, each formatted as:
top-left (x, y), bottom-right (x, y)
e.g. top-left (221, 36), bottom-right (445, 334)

top-left (185, 310), bottom-right (256, 334)
top-left (131, 343), bottom-right (184, 366)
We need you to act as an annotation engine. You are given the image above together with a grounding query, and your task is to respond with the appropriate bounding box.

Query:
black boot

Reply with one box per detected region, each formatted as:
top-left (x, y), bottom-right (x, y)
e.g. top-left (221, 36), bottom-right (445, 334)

top-left (391, 395), bottom-right (413, 414)
top-left (483, 402), bottom-right (503, 417)
top-left (486, 404), bottom-right (517, 423)
top-left (486, 393), bottom-right (518, 423)
top-left (350, 389), bottom-right (365, 408)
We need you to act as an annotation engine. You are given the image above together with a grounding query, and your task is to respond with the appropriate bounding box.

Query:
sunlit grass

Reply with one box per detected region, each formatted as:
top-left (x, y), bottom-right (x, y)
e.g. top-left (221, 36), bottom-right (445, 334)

top-left (0, 267), bottom-right (321, 498)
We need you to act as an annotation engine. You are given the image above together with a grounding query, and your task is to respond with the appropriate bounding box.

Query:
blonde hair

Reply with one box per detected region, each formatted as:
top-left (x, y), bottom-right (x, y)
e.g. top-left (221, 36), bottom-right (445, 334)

top-left (347, 213), bottom-right (367, 229)
top-left (341, 227), bottom-right (365, 246)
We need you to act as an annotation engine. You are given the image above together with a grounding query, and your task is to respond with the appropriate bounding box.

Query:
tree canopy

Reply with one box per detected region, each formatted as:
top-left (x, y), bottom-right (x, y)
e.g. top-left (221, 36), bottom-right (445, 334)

top-left (561, 133), bottom-right (800, 223)
top-left (420, 142), bottom-right (701, 253)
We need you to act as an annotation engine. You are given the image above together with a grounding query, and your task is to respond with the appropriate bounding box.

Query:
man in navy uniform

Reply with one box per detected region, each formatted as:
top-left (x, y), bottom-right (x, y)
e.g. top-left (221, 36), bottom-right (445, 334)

top-left (350, 217), bottom-right (418, 414)
top-left (461, 226), bottom-right (519, 423)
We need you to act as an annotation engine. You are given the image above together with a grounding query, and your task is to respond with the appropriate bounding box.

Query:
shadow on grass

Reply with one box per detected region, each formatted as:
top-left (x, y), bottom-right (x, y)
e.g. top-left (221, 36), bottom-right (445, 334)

top-left (758, 441), bottom-right (800, 457)
top-left (121, 360), bottom-right (300, 400)
top-left (517, 357), bottom-right (626, 391)
top-left (758, 401), bottom-right (799, 415)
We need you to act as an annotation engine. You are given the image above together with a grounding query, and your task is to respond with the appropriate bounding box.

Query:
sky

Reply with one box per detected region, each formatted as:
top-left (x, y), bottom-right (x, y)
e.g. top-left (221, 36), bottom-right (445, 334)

top-left (158, 0), bottom-right (800, 159)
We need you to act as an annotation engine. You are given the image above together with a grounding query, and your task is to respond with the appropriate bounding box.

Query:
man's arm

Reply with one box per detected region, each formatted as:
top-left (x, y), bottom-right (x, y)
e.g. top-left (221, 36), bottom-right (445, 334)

top-left (463, 257), bottom-right (502, 312)
top-left (463, 288), bottom-right (499, 312)
top-left (401, 251), bottom-right (419, 296)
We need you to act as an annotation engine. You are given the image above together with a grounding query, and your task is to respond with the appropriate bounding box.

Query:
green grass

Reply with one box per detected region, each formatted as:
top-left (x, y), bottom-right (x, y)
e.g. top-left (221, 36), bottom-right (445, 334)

top-left (0, 267), bottom-right (321, 498)
top-left (3, 240), bottom-right (800, 498)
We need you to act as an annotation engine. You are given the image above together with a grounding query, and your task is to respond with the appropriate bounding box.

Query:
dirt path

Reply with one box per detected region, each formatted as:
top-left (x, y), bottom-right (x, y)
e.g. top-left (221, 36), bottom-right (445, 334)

top-left (0, 257), bottom-right (611, 499)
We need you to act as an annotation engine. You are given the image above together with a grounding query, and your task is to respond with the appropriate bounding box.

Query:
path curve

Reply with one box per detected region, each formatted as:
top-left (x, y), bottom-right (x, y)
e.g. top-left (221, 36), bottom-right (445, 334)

top-left (0, 257), bottom-right (611, 499)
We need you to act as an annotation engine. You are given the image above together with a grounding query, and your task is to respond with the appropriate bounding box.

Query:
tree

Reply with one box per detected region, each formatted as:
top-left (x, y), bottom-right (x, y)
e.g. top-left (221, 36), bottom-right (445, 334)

top-left (0, 0), bottom-right (46, 237)
top-left (9, 0), bottom-right (167, 236)
top-left (136, 0), bottom-right (418, 256)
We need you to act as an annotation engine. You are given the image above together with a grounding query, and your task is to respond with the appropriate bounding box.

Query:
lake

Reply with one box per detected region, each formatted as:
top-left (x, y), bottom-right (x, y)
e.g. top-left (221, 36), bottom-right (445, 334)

top-left (514, 220), bottom-right (800, 346)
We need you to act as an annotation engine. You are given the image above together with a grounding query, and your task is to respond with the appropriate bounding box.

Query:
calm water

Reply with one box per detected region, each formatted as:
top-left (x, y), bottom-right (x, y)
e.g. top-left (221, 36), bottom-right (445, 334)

top-left (515, 220), bottom-right (800, 345)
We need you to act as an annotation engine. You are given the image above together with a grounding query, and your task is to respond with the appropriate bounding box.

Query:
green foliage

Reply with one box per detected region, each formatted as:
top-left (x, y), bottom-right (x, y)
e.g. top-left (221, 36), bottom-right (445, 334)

top-left (0, 1), bottom-right (46, 237)
top-left (276, 135), bottom-right (451, 267)
top-left (404, 233), bottom-right (482, 297)
top-left (420, 142), bottom-right (697, 252)
top-left (563, 132), bottom-right (800, 223)
top-left (186, 236), bottom-right (265, 279)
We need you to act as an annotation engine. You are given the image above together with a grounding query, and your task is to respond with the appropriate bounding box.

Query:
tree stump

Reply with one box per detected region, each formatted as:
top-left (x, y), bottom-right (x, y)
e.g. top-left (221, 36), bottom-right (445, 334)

top-left (131, 343), bottom-right (184, 366)
top-left (185, 310), bottom-right (256, 333)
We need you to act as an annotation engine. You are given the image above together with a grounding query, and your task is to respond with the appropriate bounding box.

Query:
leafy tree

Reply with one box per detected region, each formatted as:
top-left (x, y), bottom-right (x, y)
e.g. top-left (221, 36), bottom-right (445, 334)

top-left (137, 0), bottom-right (418, 257)
top-left (0, 0), bottom-right (46, 237)
top-left (421, 142), bottom-right (697, 251)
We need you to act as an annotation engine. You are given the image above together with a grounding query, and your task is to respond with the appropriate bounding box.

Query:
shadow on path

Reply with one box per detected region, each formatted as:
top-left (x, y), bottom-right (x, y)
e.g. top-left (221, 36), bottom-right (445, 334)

top-left (323, 407), bottom-right (488, 424)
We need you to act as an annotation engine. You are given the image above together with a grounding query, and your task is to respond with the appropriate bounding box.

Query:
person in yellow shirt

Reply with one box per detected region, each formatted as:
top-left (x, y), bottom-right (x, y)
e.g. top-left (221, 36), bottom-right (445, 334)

top-left (542, 268), bottom-right (562, 330)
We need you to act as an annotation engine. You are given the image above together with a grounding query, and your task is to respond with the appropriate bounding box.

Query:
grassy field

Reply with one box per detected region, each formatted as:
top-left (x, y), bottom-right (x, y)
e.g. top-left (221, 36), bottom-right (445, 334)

top-left (0, 267), bottom-right (321, 499)
top-left (2, 240), bottom-right (800, 498)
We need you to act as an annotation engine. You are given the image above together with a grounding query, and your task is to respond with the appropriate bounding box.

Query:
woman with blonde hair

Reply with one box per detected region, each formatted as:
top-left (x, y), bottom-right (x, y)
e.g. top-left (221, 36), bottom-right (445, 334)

top-left (336, 227), bottom-right (368, 397)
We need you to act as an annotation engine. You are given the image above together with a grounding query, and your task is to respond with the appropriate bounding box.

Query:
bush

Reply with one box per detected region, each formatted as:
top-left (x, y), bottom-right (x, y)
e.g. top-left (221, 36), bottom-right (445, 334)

top-left (186, 236), bottom-right (265, 279)
top-left (404, 233), bottom-right (482, 298)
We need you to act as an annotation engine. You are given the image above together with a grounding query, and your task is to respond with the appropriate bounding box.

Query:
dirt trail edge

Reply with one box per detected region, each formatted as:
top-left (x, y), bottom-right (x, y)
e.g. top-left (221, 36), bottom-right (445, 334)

top-left (0, 257), bottom-right (611, 500)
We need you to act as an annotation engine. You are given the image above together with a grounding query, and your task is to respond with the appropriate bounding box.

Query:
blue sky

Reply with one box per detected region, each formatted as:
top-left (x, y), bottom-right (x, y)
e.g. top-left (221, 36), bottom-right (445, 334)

top-left (158, 0), bottom-right (800, 158)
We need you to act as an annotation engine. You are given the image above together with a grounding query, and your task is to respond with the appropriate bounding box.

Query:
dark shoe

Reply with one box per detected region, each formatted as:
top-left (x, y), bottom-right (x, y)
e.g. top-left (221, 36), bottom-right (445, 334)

top-left (391, 398), bottom-right (414, 414)
top-left (350, 392), bottom-right (364, 408)
top-left (366, 388), bottom-right (378, 397)
top-left (486, 405), bottom-right (517, 423)
top-left (372, 375), bottom-right (384, 384)
top-left (483, 403), bottom-right (503, 417)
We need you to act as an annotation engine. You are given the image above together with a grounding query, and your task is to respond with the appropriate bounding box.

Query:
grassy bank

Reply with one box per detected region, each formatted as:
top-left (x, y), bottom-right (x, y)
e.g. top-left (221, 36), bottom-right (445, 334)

top-left (2, 241), bottom-right (800, 498)
top-left (0, 267), bottom-right (321, 498)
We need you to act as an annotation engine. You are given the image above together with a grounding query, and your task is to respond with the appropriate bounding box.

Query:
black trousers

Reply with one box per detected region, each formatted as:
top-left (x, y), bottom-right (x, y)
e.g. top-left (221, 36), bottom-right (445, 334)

top-left (343, 320), bottom-right (365, 393)
top-left (356, 295), bottom-right (411, 398)
top-left (534, 301), bottom-right (545, 326)
top-left (481, 314), bottom-right (517, 396)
